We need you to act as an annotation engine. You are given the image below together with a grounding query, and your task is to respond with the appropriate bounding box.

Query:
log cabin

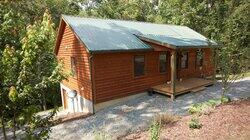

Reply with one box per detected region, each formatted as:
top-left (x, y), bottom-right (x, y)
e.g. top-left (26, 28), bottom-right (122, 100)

top-left (54, 15), bottom-right (218, 114)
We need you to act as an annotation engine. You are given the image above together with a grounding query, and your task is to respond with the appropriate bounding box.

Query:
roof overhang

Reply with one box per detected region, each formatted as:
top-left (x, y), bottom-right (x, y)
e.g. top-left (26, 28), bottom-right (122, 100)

top-left (137, 35), bottom-right (218, 50)
top-left (54, 17), bottom-right (66, 55)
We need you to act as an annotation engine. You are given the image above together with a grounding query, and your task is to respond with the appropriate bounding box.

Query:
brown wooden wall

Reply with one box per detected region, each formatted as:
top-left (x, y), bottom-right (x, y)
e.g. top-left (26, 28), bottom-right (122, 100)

top-left (57, 24), bottom-right (93, 101)
top-left (93, 51), bottom-right (171, 103)
top-left (177, 48), bottom-right (214, 79)
top-left (92, 47), bottom-right (214, 103)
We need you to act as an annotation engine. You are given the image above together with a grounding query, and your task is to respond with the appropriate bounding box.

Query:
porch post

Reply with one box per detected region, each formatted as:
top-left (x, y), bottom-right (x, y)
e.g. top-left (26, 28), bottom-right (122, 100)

top-left (171, 50), bottom-right (177, 100)
top-left (212, 48), bottom-right (217, 84)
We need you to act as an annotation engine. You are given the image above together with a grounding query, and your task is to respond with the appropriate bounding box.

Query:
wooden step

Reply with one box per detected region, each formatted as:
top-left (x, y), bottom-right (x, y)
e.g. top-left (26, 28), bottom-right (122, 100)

top-left (191, 86), bottom-right (206, 93)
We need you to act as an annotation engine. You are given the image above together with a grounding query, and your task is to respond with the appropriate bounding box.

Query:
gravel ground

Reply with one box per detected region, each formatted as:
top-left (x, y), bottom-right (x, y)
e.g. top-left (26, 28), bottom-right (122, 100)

top-left (124, 99), bottom-right (250, 140)
top-left (1, 78), bottom-right (249, 140)
top-left (49, 77), bottom-right (250, 140)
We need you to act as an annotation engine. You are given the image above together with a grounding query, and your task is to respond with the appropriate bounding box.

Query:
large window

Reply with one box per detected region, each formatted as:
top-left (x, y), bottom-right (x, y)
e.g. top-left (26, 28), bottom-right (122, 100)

top-left (71, 57), bottom-right (76, 77)
top-left (159, 53), bottom-right (167, 73)
top-left (181, 52), bottom-right (188, 69)
top-left (134, 55), bottom-right (145, 77)
top-left (196, 50), bottom-right (203, 67)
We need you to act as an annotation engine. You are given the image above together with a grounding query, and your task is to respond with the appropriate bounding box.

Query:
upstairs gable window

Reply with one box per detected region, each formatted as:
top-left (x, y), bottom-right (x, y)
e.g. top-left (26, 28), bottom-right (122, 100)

top-left (71, 57), bottom-right (76, 77)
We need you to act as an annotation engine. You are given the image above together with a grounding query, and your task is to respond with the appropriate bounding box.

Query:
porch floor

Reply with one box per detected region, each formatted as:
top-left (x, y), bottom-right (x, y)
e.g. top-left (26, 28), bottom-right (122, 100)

top-left (151, 78), bottom-right (214, 98)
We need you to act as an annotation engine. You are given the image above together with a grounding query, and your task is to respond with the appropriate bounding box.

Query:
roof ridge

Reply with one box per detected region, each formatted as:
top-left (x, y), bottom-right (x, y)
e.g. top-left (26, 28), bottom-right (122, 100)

top-left (62, 14), bottom-right (187, 28)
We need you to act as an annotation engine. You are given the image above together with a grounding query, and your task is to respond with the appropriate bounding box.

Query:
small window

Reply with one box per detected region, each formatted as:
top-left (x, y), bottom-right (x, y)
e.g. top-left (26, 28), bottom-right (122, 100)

top-left (181, 52), bottom-right (188, 69)
top-left (134, 55), bottom-right (145, 77)
top-left (71, 57), bottom-right (76, 77)
top-left (159, 53), bottom-right (167, 73)
top-left (196, 50), bottom-right (203, 67)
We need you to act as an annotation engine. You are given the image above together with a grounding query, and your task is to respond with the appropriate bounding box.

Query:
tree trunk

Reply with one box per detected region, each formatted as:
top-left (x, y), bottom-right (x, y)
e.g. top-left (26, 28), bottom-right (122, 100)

top-left (1, 117), bottom-right (7, 140)
top-left (13, 113), bottom-right (16, 140)
top-left (42, 92), bottom-right (47, 111)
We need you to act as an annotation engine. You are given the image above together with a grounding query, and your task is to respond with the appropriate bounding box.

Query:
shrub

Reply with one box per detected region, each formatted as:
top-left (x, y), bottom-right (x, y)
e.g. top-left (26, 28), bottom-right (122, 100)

top-left (149, 121), bottom-right (161, 140)
top-left (188, 117), bottom-right (202, 129)
top-left (221, 95), bottom-right (231, 103)
top-left (188, 104), bottom-right (203, 114)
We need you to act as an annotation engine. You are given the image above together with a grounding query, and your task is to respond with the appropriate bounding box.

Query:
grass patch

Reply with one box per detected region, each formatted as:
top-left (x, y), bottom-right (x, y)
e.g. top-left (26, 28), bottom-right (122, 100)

top-left (94, 131), bottom-right (110, 140)
top-left (154, 113), bottom-right (180, 125)
top-left (149, 121), bottom-right (161, 140)
top-left (188, 99), bottom-right (220, 115)
top-left (188, 96), bottom-right (231, 115)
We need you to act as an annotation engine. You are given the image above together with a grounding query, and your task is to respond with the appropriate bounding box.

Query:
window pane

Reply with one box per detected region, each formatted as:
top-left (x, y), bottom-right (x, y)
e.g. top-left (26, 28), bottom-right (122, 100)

top-left (196, 50), bottom-right (203, 67)
top-left (134, 55), bottom-right (145, 77)
top-left (181, 52), bottom-right (188, 69)
top-left (159, 54), bottom-right (167, 73)
top-left (71, 57), bottom-right (76, 76)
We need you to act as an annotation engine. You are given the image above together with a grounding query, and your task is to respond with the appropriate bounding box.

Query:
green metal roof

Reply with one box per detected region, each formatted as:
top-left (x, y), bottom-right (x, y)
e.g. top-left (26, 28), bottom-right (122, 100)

top-left (62, 15), bottom-right (217, 52)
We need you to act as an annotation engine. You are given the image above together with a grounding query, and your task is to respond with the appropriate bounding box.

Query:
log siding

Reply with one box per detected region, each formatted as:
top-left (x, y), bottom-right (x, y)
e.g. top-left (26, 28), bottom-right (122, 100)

top-left (93, 51), bottom-right (171, 103)
top-left (57, 25), bottom-right (93, 101)
top-left (92, 47), bottom-right (213, 103)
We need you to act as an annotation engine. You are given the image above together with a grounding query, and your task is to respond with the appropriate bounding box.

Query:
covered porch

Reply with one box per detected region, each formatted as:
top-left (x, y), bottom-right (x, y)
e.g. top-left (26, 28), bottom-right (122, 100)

top-left (140, 31), bottom-right (218, 100)
top-left (151, 78), bottom-right (214, 99)
top-left (148, 44), bottom-right (216, 100)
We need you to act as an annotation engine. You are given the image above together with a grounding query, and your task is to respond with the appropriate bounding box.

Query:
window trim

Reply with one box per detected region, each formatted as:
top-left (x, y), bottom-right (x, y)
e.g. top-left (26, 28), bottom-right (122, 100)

top-left (159, 53), bottom-right (167, 73)
top-left (70, 56), bottom-right (77, 78)
top-left (133, 55), bottom-right (146, 78)
top-left (180, 51), bottom-right (188, 69)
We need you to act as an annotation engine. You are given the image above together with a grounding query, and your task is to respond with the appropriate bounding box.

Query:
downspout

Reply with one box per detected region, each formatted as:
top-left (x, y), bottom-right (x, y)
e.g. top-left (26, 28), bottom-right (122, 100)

top-left (89, 53), bottom-right (95, 114)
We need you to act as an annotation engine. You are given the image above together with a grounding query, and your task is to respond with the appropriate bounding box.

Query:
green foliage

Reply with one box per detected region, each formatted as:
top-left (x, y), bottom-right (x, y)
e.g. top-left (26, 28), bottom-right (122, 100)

top-left (220, 95), bottom-right (231, 103)
top-left (0, 10), bottom-right (26, 49)
top-left (17, 10), bottom-right (66, 111)
top-left (0, 0), bottom-right (79, 26)
top-left (188, 99), bottom-right (221, 115)
top-left (8, 86), bottom-right (18, 102)
top-left (0, 1), bottom-right (75, 139)
top-left (2, 46), bottom-right (20, 87)
top-left (0, 11), bottom-right (66, 139)
top-left (22, 107), bottom-right (58, 140)
top-left (149, 121), bottom-right (161, 140)
top-left (188, 117), bottom-right (202, 129)
top-left (82, 0), bottom-right (157, 21)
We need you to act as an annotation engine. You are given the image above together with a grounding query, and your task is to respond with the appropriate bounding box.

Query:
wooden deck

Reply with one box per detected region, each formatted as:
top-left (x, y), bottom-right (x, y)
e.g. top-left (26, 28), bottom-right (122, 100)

top-left (151, 78), bottom-right (213, 99)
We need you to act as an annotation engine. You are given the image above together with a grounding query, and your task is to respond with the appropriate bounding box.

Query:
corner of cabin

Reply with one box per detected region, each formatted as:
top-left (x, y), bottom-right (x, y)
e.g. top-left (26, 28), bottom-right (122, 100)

top-left (56, 20), bottom-right (94, 113)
